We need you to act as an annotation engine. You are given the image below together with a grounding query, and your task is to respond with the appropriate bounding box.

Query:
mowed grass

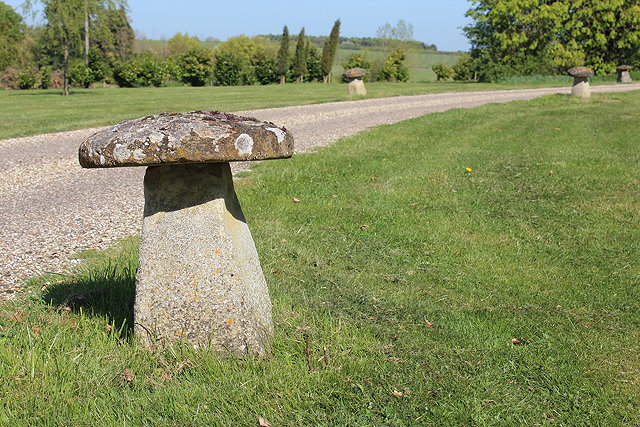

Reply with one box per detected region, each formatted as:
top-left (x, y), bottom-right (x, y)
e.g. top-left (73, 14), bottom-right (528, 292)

top-left (0, 79), bottom-right (582, 140)
top-left (2, 92), bottom-right (640, 425)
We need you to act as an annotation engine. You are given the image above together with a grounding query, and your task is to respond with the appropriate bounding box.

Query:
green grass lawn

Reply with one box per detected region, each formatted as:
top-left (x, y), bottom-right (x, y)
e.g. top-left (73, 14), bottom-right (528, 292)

top-left (2, 91), bottom-right (639, 425)
top-left (0, 79), bottom-right (587, 140)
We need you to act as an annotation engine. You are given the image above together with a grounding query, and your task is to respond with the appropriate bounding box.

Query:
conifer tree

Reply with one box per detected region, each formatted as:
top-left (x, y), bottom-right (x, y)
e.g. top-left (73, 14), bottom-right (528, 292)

top-left (293, 27), bottom-right (306, 83)
top-left (321, 19), bottom-right (340, 83)
top-left (276, 25), bottom-right (289, 84)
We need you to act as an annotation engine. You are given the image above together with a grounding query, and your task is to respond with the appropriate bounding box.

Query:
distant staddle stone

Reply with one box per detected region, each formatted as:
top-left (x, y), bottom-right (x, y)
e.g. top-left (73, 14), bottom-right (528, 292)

top-left (343, 68), bottom-right (368, 96)
top-left (567, 67), bottom-right (594, 99)
top-left (343, 67), bottom-right (367, 80)
top-left (617, 65), bottom-right (633, 83)
top-left (348, 79), bottom-right (367, 96)
top-left (79, 111), bottom-right (294, 355)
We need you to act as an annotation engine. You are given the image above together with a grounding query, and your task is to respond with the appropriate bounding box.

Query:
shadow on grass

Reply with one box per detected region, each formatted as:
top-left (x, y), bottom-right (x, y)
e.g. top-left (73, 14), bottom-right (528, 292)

top-left (6, 89), bottom-right (103, 97)
top-left (41, 239), bottom-right (139, 338)
top-left (42, 263), bottom-right (136, 337)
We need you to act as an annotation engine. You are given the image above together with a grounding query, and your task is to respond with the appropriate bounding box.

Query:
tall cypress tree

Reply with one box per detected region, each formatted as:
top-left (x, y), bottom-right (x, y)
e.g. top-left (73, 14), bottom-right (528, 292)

top-left (277, 25), bottom-right (289, 84)
top-left (293, 27), bottom-right (306, 83)
top-left (321, 19), bottom-right (340, 83)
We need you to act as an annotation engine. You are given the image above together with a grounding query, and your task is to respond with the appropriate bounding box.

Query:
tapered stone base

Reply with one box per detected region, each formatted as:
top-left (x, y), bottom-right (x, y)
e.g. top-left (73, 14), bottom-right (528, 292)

top-left (348, 79), bottom-right (367, 96)
top-left (617, 71), bottom-right (632, 83)
top-left (571, 78), bottom-right (591, 98)
top-left (134, 163), bottom-right (273, 355)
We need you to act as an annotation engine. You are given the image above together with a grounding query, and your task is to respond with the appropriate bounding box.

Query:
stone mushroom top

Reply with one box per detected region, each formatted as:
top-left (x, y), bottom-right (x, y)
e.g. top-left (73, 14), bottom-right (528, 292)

top-left (567, 67), bottom-right (594, 78)
top-left (343, 68), bottom-right (368, 80)
top-left (79, 111), bottom-right (294, 168)
top-left (617, 65), bottom-right (633, 72)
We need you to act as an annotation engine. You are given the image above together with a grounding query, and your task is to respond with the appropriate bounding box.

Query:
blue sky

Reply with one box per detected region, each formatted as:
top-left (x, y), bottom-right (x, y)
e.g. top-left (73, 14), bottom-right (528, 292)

top-left (6, 0), bottom-right (473, 52)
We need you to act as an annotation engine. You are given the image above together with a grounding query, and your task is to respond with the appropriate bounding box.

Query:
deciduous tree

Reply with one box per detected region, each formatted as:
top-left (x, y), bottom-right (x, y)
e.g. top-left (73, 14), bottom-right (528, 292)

top-left (0, 2), bottom-right (25, 71)
top-left (167, 33), bottom-right (200, 57)
top-left (377, 48), bottom-right (409, 82)
top-left (41, 0), bottom-right (85, 95)
top-left (464, 0), bottom-right (640, 81)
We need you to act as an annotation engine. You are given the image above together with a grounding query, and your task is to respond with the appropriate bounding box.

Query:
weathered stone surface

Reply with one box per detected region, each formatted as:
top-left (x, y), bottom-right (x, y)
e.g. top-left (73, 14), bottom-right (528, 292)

top-left (343, 67), bottom-right (368, 80)
top-left (348, 79), bottom-right (367, 96)
top-left (79, 111), bottom-right (293, 168)
top-left (617, 65), bottom-right (633, 83)
top-left (568, 67), bottom-right (594, 78)
top-left (571, 79), bottom-right (591, 98)
top-left (134, 163), bottom-right (273, 355)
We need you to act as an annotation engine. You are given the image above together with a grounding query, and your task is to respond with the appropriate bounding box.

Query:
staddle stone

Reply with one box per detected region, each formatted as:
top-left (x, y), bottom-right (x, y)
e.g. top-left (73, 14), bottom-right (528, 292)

top-left (348, 79), bottom-right (367, 96)
top-left (344, 68), bottom-right (368, 96)
top-left (344, 67), bottom-right (367, 80)
top-left (567, 67), bottom-right (594, 99)
top-left (136, 163), bottom-right (272, 353)
top-left (78, 111), bottom-right (294, 355)
top-left (617, 65), bottom-right (633, 83)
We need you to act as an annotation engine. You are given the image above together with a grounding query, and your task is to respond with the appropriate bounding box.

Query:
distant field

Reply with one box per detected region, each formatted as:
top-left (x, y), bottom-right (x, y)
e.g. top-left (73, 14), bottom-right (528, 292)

top-left (134, 38), bottom-right (221, 56)
top-left (332, 48), bottom-right (461, 82)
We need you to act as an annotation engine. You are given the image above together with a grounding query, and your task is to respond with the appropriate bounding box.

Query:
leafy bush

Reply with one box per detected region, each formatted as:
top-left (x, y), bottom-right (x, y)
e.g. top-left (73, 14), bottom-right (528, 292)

top-left (39, 66), bottom-right (52, 89)
top-left (213, 51), bottom-right (241, 86)
top-left (175, 47), bottom-right (213, 86)
top-left (305, 43), bottom-right (323, 82)
top-left (113, 53), bottom-right (164, 87)
top-left (341, 53), bottom-right (371, 82)
top-left (252, 51), bottom-right (278, 85)
top-left (69, 63), bottom-right (95, 88)
top-left (162, 57), bottom-right (182, 82)
top-left (214, 36), bottom-right (280, 86)
top-left (87, 47), bottom-right (109, 83)
top-left (378, 49), bottom-right (409, 82)
top-left (452, 54), bottom-right (475, 81)
top-left (17, 69), bottom-right (37, 89)
top-left (432, 63), bottom-right (454, 81)
top-left (69, 49), bottom-right (110, 88)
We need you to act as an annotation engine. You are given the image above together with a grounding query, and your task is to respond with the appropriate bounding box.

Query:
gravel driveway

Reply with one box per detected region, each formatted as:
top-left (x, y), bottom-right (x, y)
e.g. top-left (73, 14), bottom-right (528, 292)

top-left (2, 84), bottom-right (639, 298)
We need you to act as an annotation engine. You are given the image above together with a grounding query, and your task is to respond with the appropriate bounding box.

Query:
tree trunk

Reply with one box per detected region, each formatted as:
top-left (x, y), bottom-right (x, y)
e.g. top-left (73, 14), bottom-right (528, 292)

top-left (280, 75), bottom-right (285, 84)
top-left (323, 75), bottom-right (328, 84)
top-left (84, 4), bottom-right (89, 66)
top-left (63, 45), bottom-right (69, 96)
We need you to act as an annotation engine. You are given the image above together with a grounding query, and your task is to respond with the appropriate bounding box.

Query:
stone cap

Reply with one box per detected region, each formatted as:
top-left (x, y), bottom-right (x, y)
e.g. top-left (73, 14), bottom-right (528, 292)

top-left (343, 68), bottom-right (368, 79)
top-left (617, 65), bottom-right (633, 72)
top-left (567, 67), bottom-right (594, 78)
top-left (79, 111), bottom-right (294, 168)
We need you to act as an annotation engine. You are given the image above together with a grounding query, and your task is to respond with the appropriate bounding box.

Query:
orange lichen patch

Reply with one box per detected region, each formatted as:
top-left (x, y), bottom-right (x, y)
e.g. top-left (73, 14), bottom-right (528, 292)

top-left (214, 249), bottom-right (222, 254)
top-left (226, 318), bottom-right (235, 326)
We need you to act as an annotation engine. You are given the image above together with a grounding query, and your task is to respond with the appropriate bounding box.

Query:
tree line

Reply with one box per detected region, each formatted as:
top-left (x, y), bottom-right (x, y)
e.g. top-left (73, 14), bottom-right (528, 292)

top-left (1, 3), bottom-right (415, 94)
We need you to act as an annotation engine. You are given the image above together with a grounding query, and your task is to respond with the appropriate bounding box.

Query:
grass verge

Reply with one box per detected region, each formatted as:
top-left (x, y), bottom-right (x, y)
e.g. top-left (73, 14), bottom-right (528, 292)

top-left (1, 91), bottom-right (639, 425)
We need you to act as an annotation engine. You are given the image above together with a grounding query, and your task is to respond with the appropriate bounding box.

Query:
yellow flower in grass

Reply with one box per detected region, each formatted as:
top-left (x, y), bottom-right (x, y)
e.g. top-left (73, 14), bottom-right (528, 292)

top-left (465, 167), bottom-right (473, 173)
